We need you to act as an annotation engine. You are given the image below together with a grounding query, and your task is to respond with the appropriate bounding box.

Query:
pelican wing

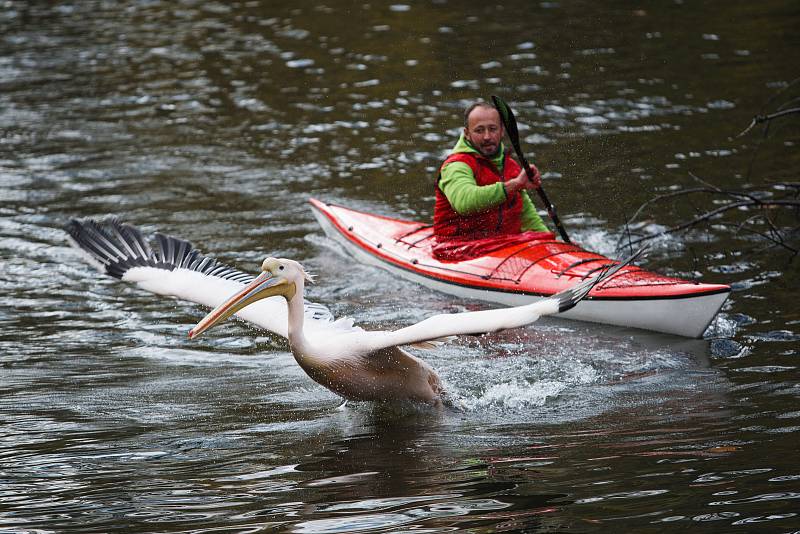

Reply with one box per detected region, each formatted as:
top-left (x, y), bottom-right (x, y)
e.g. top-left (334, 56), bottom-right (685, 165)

top-left (65, 217), bottom-right (335, 337)
top-left (358, 246), bottom-right (644, 353)
top-left (358, 298), bottom-right (559, 352)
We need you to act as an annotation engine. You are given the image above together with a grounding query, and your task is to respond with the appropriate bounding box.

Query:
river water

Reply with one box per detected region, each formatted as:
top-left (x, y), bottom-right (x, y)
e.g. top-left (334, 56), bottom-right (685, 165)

top-left (2, 1), bottom-right (799, 532)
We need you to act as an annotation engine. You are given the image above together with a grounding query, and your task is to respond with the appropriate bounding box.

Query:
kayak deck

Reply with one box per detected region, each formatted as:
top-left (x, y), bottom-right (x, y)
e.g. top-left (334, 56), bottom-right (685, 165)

top-left (309, 198), bottom-right (730, 338)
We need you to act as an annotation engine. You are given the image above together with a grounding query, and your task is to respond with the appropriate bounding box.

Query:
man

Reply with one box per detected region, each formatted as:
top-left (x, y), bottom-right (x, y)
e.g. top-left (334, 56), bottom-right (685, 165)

top-left (433, 101), bottom-right (553, 258)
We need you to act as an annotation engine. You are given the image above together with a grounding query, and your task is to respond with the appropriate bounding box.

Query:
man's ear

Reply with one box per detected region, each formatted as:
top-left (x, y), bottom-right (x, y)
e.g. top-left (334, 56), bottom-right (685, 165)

top-left (463, 126), bottom-right (469, 136)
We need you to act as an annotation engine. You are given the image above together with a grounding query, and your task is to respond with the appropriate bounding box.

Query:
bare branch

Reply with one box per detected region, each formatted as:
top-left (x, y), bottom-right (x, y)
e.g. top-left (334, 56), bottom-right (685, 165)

top-left (623, 201), bottom-right (751, 247)
top-left (625, 79), bottom-right (799, 258)
top-left (723, 218), bottom-right (799, 255)
top-left (736, 107), bottom-right (800, 138)
top-left (622, 199), bottom-right (800, 248)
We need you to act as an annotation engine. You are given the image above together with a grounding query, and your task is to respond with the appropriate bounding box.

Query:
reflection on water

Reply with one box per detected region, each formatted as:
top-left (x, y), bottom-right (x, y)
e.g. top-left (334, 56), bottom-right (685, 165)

top-left (2, 0), bottom-right (799, 532)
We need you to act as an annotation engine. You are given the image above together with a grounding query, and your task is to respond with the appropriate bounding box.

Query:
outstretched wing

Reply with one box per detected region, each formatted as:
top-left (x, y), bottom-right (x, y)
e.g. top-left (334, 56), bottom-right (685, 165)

top-left (358, 247), bottom-right (645, 352)
top-left (65, 217), bottom-right (337, 338)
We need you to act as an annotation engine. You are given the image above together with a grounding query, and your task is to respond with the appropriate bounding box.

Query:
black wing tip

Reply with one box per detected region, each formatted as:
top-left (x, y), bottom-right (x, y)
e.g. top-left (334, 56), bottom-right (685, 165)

top-left (65, 216), bottom-right (257, 284)
top-left (556, 245), bottom-right (648, 313)
top-left (64, 218), bottom-right (80, 238)
top-left (66, 217), bottom-right (177, 274)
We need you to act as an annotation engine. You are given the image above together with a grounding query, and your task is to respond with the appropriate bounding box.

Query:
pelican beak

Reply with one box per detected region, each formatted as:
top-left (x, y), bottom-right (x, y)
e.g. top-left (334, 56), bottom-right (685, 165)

top-left (188, 271), bottom-right (293, 339)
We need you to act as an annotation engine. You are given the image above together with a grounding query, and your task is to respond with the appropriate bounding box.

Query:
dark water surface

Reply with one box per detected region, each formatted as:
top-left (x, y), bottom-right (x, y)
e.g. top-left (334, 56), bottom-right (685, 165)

top-left (2, 1), bottom-right (799, 532)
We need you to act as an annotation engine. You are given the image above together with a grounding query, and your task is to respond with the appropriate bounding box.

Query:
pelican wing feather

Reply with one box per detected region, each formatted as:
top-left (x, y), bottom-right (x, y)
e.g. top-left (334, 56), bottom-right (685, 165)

top-left (356, 298), bottom-right (559, 353)
top-left (65, 217), bottom-right (336, 338)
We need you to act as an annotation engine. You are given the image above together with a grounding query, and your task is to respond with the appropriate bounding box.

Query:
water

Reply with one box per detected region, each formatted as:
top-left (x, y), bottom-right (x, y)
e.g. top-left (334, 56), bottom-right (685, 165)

top-left (2, 1), bottom-right (799, 532)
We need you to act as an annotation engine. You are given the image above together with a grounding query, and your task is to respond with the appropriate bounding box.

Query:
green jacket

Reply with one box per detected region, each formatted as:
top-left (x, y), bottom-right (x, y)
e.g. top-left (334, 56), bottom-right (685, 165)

top-left (439, 134), bottom-right (549, 233)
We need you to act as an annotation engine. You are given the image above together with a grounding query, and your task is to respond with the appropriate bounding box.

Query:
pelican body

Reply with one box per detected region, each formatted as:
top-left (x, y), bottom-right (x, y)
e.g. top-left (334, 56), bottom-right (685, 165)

top-left (66, 217), bottom-right (640, 407)
top-left (188, 258), bottom-right (446, 403)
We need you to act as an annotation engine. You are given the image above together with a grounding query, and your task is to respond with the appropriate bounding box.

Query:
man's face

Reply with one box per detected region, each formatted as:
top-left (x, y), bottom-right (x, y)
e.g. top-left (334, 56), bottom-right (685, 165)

top-left (464, 106), bottom-right (504, 157)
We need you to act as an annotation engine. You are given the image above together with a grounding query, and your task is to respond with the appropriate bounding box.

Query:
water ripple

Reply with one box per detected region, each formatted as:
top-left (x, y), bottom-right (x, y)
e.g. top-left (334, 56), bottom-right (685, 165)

top-left (1, 1), bottom-right (798, 532)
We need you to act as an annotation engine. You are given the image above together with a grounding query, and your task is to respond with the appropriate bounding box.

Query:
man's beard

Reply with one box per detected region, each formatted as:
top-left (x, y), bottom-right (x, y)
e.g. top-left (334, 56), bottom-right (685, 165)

top-left (478, 142), bottom-right (499, 157)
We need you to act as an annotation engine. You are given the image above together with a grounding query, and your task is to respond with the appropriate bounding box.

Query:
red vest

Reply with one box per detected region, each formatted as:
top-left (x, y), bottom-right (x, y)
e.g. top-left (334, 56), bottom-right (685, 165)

top-left (434, 151), bottom-right (524, 239)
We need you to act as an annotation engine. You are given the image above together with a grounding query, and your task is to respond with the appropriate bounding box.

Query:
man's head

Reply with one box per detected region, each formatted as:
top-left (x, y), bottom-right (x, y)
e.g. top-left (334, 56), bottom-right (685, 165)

top-left (463, 101), bottom-right (504, 157)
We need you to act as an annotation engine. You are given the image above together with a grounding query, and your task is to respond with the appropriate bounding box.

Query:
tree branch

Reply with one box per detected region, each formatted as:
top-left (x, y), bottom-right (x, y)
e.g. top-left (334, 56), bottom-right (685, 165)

top-left (736, 107), bottom-right (800, 138)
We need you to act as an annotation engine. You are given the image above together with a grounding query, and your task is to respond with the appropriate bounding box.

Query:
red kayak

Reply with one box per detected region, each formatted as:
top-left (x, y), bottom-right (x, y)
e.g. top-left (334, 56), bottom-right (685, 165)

top-left (309, 198), bottom-right (730, 338)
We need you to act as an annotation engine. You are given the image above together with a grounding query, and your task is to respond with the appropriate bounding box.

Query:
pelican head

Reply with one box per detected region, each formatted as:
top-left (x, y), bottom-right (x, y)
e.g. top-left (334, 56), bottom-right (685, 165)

top-left (188, 257), bottom-right (312, 339)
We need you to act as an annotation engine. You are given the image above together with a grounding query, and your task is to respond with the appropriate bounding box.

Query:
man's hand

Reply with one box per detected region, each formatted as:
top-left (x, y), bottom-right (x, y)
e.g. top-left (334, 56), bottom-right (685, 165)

top-left (504, 165), bottom-right (541, 196)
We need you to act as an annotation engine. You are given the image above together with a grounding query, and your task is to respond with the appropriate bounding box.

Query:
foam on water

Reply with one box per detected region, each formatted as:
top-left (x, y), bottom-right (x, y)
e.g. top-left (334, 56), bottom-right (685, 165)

top-left (466, 379), bottom-right (570, 411)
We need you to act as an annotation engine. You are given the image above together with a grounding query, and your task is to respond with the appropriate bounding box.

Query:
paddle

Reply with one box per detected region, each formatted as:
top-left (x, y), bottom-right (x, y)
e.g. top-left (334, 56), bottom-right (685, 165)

top-left (491, 95), bottom-right (572, 244)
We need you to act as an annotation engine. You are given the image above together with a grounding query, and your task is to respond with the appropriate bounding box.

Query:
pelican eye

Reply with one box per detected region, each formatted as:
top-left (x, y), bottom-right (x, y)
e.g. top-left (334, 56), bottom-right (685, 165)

top-left (279, 265), bottom-right (284, 271)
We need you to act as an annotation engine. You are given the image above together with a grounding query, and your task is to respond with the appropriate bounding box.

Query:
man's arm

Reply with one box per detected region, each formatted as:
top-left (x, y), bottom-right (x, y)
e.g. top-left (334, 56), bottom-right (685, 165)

top-left (441, 162), bottom-right (551, 233)
top-left (520, 192), bottom-right (550, 232)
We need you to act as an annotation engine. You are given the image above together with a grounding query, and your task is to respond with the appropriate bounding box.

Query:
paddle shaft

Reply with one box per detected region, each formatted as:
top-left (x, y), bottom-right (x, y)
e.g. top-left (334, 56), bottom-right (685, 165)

top-left (491, 95), bottom-right (572, 244)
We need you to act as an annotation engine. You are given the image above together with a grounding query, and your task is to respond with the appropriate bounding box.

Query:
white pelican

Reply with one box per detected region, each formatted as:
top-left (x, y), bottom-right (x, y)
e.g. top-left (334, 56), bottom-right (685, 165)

top-left (66, 217), bottom-right (641, 407)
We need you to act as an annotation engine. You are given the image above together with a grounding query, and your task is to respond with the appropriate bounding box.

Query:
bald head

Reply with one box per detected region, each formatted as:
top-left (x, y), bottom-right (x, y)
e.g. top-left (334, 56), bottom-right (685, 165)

top-left (463, 101), bottom-right (497, 128)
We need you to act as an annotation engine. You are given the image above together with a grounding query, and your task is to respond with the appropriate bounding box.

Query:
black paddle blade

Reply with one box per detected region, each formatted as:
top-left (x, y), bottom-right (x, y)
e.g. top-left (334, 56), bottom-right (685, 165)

top-left (491, 95), bottom-right (522, 153)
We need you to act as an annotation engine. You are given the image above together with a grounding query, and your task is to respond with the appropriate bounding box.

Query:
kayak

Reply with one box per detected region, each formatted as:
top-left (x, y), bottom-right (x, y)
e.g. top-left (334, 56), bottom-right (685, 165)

top-left (308, 198), bottom-right (730, 338)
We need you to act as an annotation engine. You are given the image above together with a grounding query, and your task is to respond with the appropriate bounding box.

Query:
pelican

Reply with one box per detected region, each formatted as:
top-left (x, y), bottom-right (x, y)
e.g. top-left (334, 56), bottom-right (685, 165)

top-left (66, 217), bottom-right (641, 407)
